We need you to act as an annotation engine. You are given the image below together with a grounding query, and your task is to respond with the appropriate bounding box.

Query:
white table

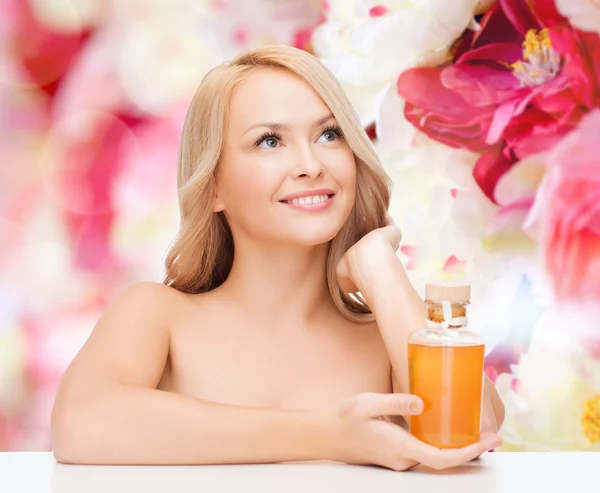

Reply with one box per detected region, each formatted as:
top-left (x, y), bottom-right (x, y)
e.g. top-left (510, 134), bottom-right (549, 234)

top-left (1, 452), bottom-right (599, 493)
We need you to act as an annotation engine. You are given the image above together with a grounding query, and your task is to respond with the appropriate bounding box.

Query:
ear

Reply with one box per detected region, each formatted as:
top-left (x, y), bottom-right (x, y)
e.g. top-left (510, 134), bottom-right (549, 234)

top-left (212, 172), bottom-right (225, 212)
top-left (212, 193), bottom-right (225, 213)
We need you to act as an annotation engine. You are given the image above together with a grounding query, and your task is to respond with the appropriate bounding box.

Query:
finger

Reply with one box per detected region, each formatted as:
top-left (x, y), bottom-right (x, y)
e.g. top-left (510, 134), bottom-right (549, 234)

top-left (402, 432), bottom-right (502, 470)
top-left (347, 393), bottom-right (424, 419)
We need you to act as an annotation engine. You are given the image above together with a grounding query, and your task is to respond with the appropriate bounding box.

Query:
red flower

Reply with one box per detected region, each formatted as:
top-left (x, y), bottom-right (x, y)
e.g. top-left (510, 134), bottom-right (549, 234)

top-left (397, 0), bottom-right (600, 203)
top-left (525, 110), bottom-right (600, 301)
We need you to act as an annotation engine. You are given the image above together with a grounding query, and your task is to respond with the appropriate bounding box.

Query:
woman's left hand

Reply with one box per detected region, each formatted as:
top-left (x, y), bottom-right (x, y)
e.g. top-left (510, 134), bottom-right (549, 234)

top-left (336, 214), bottom-right (402, 294)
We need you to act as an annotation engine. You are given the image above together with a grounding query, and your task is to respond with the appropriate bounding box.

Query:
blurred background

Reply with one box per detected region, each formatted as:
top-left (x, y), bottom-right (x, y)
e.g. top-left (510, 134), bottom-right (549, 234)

top-left (1, 0), bottom-right (599, 452)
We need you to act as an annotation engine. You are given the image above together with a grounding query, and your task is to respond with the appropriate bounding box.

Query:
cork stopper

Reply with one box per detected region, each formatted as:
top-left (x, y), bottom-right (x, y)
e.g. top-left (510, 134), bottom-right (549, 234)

top-left (425, 282), bottom-right (471, 303)
top-left (425, 282), bottom-right (470, 326)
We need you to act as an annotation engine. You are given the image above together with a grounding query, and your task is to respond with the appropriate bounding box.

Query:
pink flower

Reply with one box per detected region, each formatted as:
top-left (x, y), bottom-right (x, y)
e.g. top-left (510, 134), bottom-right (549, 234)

top-left (54, 112), bottom-right (143, 272)
top-left (525, 110), bottom-right (600, 301)
top-left (484, 343), bottom-right (527, 382)
top-left (1, 0), bottom-right (87, 97)
top-left (397, 0), bottom-right (600, 203)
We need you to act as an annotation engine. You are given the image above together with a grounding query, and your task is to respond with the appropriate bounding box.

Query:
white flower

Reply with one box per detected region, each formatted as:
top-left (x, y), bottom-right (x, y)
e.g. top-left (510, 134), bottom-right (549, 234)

top-left (26, 0), bottom-right (107, 33)
top-left (497, 303), bottom-right (600, 451)
top-left (373, 82), bottom-right (417, 161)
top-left (555, 0), bottom-right (600, 37)
top-left (312, 0), bottom-right (482, 124)
top-left (116, 16), bottom-right (224, 115)
top-left (383, 130), bottom-right (529, 349)
top-left (441, 147), bottom-right (543, 350)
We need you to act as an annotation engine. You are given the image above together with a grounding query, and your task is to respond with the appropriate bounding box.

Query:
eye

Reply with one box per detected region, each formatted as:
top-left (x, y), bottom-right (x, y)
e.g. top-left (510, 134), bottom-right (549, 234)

top-left (255, 132), bottom-right (282, 149)
top-left (259, 137), bottom-right (280, 149)
top-left (317, 125), bottom-right (344, 143)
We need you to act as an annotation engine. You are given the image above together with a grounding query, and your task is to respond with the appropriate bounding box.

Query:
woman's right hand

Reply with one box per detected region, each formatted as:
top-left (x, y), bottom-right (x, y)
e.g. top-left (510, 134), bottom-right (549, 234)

top-left (326, 392), bottom-right (502, 471)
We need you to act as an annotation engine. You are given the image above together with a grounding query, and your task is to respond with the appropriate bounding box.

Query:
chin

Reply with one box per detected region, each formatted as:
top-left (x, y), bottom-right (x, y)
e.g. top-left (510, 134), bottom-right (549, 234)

top-left (253, 207), bottom-right (353, 247)
top-left (282, 221), bottom-right (346, 247)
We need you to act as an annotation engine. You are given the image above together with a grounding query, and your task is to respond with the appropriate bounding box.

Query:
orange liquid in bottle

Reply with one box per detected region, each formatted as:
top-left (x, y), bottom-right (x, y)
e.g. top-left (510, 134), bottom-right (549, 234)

top-left (408, 343), bottom-right (484, 449)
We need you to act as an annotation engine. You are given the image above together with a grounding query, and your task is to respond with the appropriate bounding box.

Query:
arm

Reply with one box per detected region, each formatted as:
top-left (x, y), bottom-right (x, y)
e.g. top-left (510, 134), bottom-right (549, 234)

top-left (483, 375), bottom-right (505, 431)
top-left (352, 246), bottom-right (504, 432)
top-left (51, 282), bottom-right (330, 465)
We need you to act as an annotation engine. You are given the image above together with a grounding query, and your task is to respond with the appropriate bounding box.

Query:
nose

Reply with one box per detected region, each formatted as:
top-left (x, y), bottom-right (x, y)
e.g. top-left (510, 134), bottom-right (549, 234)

top-left (292, 146), bottom-right (324, 180)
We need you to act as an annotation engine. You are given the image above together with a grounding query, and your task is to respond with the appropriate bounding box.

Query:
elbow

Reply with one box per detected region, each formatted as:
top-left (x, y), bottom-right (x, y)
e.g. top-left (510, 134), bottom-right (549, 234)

top-left (51, 407), bottom-right (79, 463)
top-left (51, 401), bottom-right (93, 464)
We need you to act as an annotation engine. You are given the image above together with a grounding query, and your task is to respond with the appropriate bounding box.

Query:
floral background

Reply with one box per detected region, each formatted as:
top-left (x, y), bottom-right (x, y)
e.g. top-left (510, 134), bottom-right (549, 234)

top-left (1, 0), bottom-right (599, 452)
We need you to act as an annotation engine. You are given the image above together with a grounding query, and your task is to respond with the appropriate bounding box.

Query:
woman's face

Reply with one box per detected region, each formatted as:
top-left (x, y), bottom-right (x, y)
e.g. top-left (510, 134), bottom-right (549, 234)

top-left (214, 68), bottom-right (357, 247)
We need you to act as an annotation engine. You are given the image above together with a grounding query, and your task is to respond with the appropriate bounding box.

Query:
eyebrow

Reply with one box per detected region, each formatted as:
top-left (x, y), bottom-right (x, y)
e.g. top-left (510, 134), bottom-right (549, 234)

top-left (243, 113), bottom-right (335, 135)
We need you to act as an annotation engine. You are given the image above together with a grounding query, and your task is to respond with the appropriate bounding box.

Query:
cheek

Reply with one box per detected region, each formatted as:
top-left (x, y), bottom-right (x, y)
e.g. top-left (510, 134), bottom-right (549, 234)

top-left (330, 150), bottom-right (357, 195)
top-left (341, 155), bottom-right (358, 214)
top-left (221, 159), bottom-right (281, 211)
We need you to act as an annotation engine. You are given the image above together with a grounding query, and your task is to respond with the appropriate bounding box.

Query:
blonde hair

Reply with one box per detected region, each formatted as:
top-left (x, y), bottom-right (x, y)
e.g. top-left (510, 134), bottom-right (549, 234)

top-left (163, 45), bottom-right (392, 323)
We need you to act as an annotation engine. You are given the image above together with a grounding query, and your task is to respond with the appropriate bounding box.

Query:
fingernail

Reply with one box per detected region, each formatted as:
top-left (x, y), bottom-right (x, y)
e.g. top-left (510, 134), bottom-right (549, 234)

top-left (410, 399), bottom-right (423, 413)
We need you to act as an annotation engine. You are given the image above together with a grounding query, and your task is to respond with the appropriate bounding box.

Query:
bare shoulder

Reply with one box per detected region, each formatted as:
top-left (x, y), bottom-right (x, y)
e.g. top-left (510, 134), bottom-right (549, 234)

top-left (106, 281), bottom-right (199, 324)
top-left (113, 281), bottom-right (186, 309)
top-left (111, 281), bottom-right (223, 341)
top-left (55, 282), bottom-right (191, 396)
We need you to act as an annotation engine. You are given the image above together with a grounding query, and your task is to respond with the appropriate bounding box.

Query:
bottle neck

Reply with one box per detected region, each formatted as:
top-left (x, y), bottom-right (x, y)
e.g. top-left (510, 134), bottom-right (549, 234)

top-left (426, 301), bottom-right (468, 329)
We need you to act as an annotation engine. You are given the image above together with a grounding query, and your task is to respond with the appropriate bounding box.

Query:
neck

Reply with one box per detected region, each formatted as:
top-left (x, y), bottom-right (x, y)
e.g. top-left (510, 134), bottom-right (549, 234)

top-left (216, 239), bottom-right (335, 326)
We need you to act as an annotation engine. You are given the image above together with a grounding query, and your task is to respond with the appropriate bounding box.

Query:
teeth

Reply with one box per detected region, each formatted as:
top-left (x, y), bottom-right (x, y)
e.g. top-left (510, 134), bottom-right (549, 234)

top-left (289, 194), bottom-right (329, 205)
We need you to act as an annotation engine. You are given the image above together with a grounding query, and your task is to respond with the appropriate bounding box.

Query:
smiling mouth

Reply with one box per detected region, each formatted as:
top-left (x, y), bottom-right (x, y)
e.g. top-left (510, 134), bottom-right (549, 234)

top-left (279, 193), bottom-right (334, 206)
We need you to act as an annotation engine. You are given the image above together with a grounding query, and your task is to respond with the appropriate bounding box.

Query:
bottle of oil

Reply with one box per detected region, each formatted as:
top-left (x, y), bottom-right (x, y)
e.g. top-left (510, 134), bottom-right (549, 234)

top-left (408, 282), bottom-right (484, 449)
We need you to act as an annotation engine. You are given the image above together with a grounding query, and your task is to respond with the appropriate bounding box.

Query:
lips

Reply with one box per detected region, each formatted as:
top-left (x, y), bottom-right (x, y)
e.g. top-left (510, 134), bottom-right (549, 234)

top-left (279, 188), bottom-right (335, 202)
top-left (280, 193), bottom-right (330, 206)
top-left (278, 189), bottom-right (336, 211)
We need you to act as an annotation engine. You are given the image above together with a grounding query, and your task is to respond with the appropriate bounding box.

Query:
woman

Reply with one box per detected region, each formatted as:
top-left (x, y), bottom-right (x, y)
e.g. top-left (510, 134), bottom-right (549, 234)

top-left (51, 45), bottom-right (504, 471)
